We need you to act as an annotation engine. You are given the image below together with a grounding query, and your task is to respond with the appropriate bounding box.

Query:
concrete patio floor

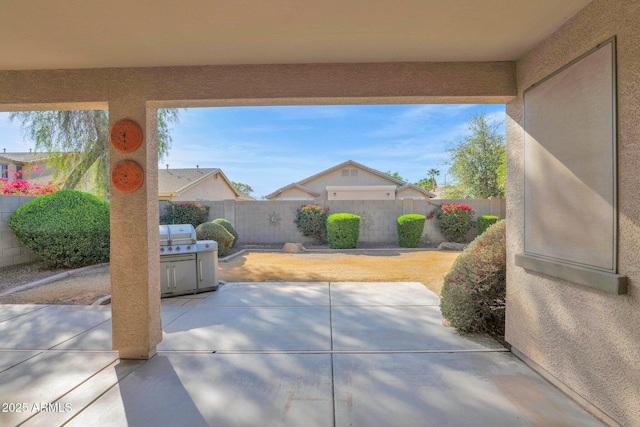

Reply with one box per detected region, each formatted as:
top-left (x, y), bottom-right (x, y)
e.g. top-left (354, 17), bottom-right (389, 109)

top-left (0, 282), bottom-right (603, 427)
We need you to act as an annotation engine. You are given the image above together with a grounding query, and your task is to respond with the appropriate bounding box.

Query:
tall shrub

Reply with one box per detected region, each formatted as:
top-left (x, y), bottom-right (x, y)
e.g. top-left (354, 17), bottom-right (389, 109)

top-left (428, 203), bottom-right (475, 243)
top-left (294, 204), bottom-right (330, 244)
top-left (7, 189), bottom-right (110, 268)
top-left (440, 220), bottom-right (506, 338)
top-left (326, 213), bottom-right (360, 249)
top-left (396, 214), bottom-right (426, 248)
top-left (195, 222), bottom-right (234, 257)
top-left (161, 201), bottom-right (210, 228)
top-left (477, 215), bottom-right (499, 236)
top-left (212, 218), bottom-right (239, 248)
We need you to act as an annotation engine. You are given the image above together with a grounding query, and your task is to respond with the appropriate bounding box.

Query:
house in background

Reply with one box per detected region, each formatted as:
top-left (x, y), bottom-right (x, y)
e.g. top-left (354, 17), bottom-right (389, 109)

top-left (0, 150), bottom-right (57, 183)
top-left (265, 160), bottom-right (435, 201)
top-left (158, 166), bottom-right (248, 201)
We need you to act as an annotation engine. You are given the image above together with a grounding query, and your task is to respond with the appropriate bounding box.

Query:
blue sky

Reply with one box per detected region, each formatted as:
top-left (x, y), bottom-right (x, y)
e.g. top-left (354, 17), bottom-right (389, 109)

top-left (0, 104), bottom-right (505, 198)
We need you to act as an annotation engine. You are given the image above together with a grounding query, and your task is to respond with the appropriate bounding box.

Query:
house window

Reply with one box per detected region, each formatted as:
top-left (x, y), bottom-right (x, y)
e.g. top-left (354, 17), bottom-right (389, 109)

top-left (350, 169), bottom-right (358, 177)
top-left (1, 164), bottom-right (7, 179)
top-left (342, 169), bottom-right (350, 177)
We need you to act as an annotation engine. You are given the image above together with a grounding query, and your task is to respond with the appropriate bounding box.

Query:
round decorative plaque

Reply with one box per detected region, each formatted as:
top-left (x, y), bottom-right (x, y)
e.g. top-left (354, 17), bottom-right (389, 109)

top-left (111, 160), bottom-right (144, 193)
top-left (110, 119), bottom-right (143, 153)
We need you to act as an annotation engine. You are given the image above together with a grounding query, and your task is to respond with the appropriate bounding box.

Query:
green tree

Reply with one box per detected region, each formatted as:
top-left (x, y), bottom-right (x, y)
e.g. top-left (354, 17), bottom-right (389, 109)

top-left (415, 169), bottom-right (440, 191)
top-left (232, 181), bottom-right (253, 196)
top-left (10, 109), bottom-right (180, 199)
top-left (384, 171), bottom-right (405, 182)
top-left (445, 113), bottom-right (505, 198)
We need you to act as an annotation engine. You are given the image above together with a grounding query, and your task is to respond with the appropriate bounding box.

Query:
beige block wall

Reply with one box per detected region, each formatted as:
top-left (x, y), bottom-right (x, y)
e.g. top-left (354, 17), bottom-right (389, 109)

top-left (506, 1), bottom-right (640, 425)
top-left (0, 195), bottom-right (40, 268)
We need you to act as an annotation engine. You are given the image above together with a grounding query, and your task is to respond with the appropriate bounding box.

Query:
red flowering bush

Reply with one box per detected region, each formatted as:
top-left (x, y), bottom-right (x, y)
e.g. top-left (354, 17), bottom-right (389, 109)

top-left (1, 178), bottom-right (60, 195)
top-left (0, 167), bottom-right (60, 196)
top-left (428, 203), bottom-right (475, 243)
top-left (294, 204), bottom-right (330, 244)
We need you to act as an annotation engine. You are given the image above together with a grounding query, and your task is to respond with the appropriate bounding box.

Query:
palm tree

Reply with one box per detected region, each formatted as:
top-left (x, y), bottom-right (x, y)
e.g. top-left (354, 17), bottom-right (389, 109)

top-left (427, 168), bottom-right (440, 191)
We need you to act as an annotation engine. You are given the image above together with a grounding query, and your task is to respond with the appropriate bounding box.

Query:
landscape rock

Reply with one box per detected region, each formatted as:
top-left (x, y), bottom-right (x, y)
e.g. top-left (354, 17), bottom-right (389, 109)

top-left (283, 243), bottom-right (306, 253)
top-left (437, 242), bottom-right (468, 251)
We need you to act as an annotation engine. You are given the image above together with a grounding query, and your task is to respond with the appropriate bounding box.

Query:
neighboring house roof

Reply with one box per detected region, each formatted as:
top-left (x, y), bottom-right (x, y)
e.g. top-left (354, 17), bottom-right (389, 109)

top-left (0, 152), bottom-right (52, 164)
top-left (158, 167), bottom-right (241, 199)
top-left (298, 159), bottom-right (406, 186)
top-left (264, 182), bottom-right (320, 200)
top-left (397, 183), bottom-right (436, 198)
top-left (266, 160), bottom-right (435, 199)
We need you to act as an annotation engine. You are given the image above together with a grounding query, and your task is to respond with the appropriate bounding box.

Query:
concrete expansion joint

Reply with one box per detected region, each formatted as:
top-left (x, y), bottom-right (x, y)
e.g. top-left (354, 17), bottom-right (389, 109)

top-left (156, 349), bottom-right (510, 355)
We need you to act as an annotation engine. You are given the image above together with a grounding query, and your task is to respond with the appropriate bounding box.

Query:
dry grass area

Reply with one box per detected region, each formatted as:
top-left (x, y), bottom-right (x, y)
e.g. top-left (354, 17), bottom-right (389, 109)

top-left (219, 250), bottom-right (460, 296)
top-left (0, 250), bottom-right (460, 304)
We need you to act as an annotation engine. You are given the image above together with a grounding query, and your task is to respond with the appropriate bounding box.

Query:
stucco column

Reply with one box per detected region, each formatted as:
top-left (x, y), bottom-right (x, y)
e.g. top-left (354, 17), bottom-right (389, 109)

top-left (109, 101), bottom-right (162, 359)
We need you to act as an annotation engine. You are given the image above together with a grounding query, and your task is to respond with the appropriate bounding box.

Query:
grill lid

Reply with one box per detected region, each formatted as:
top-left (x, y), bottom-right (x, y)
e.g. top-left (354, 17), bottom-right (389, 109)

top-left (159, 225), bottom-right (170, 246)
top-left (160, 224), bottom-right (197, 245)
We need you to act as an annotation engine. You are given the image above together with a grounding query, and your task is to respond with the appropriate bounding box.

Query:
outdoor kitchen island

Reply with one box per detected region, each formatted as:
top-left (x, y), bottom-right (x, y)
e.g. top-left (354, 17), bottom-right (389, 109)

top-left (159, 224), bottom-right (219, 297)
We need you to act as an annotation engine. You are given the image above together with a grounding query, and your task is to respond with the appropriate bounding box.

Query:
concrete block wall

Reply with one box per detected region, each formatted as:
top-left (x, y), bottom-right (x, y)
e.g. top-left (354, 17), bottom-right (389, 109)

top-left (160, 198), bottom-right (506, 246)
top-left (0, 195), bottom-right (40, 268)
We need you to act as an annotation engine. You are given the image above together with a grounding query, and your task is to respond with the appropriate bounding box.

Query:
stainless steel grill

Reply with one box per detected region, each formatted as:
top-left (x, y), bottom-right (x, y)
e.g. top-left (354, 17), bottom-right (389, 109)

top-left (159, 224), bottom-right (218, 297)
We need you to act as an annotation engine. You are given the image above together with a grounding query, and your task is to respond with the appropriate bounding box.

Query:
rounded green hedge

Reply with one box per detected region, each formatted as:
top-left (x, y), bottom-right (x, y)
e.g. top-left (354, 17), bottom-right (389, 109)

top-left (476, 215), bottom-right (499, 236)
top-left (7, 189), bottom-right (110, 268)
top-left (212, 218), bottom-right (239, 248)
top-left (396, 214), bottom-right (426, 248)
top-left (326, 213), bottom-right (360, 249)
top-left (195, 221), bottom-right (234, 257)
top-left (440, 220), bottom-right (506, 338)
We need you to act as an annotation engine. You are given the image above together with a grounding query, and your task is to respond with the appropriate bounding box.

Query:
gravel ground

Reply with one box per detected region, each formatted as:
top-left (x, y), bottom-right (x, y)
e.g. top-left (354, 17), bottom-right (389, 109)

top-left (0, 248), bottom-right (460, 305)
top-left (0, 262), bottom-right (71, 293)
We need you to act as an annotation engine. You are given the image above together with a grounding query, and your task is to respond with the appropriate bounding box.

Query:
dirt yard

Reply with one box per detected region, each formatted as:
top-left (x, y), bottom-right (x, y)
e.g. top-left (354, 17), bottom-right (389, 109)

top-left (0, 249), bottom-right (460, 304)
top-left (220, 250), bottom-right (460, 295)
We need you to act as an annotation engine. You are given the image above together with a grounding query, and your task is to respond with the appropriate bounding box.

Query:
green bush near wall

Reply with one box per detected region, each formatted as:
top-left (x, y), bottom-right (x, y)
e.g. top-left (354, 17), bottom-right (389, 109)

top-left (7, 189), bottom-right (110, 268)
top-left (396, 214), bottom-right (426, 247)
top-left (212, 218), bottom-right (239, 248)
top-left (195, 221), bottom-right (235, 257)
top-left (161, 201), bottom-right (210, 228)
top-left (326, 213), bottom-right (360, 249)
top-left (440, 220), bottom-right (506, 338)
top-left (476, 215), bottom-right (499, 236)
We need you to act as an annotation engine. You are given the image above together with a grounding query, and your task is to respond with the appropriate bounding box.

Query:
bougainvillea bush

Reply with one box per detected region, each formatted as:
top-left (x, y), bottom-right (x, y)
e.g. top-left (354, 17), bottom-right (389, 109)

top-left (0, 166), bottom-right (60, 196)
top-left (428, 203), bottom-right (475, 243)
top-left (294, 204), bottom-right (330, 244)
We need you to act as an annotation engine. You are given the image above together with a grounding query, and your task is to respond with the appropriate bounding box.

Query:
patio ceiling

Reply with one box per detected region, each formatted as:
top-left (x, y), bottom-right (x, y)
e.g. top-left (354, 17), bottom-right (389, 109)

top-left (1, 0), bottom-right (592, 71)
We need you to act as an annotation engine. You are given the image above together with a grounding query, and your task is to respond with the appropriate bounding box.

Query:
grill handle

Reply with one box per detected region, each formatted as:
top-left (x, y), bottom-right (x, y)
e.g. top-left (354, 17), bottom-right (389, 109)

top-left (173, 266), bottom-right (177, 288)
top-left (165, 266), bottom-right (171, 291)
top-left (199, 259), bottom-right (203, 282)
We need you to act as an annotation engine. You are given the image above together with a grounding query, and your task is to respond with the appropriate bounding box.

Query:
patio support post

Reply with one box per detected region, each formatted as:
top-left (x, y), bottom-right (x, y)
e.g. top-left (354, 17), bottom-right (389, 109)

top-left (109, 100), bottom-right (162, 359)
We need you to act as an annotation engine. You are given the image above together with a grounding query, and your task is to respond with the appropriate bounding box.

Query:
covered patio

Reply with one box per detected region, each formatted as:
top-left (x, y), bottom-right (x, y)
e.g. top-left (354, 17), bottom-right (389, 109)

top-left (0, 282), bottom-right (602, 426)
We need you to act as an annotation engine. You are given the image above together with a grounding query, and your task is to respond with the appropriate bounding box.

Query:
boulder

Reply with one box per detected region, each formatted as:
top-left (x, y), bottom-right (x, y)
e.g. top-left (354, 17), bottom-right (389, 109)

top-left (437, 242), bottom-right (467, 251)
top-left (283, 243), bottom-right (305, 253)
